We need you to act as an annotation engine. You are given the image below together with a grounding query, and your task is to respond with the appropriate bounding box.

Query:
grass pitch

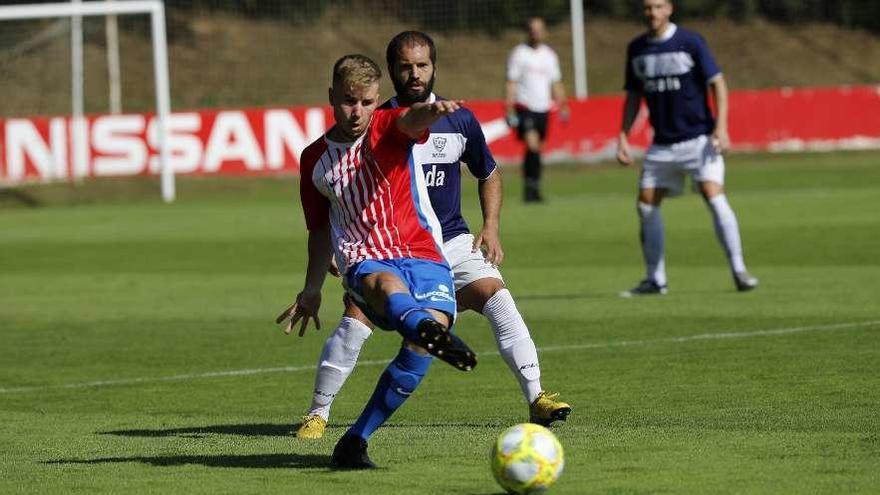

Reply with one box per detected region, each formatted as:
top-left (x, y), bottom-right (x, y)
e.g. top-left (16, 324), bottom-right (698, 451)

top-left (1, 151), bottom-right (878, 494)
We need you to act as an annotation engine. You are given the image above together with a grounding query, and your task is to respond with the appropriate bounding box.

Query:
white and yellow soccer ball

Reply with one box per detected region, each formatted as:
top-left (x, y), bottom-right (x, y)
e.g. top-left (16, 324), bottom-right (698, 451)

top-left (491, 423), bottom-right (565, 494)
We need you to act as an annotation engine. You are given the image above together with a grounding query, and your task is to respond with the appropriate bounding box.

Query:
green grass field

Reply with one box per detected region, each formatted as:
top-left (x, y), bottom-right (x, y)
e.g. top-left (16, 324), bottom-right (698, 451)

top-left (1, 151), bottom-right (878, 494)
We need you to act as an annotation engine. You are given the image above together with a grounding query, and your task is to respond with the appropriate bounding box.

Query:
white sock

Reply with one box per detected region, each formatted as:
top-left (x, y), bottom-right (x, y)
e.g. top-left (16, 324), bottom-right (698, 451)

top-left (707, 194), bottom-right (747, 273)
top-left (306, 316), bottom-right (372, 421)
top-left (638, 202), bottom-right (667, 286)
top-left (482, 289), bottom-right (542, 404)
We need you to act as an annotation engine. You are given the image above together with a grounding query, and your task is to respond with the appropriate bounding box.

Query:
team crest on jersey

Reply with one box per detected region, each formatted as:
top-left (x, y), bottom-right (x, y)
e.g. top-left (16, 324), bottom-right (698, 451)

top-left (432, 137), bottom-right (448, 158)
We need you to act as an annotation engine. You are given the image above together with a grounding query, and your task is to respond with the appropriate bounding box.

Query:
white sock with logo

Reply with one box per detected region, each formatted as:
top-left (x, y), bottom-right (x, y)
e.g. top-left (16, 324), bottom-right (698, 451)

top-left (638, 202), bottom-right (667, 286)
top-left (306, 316), bottom-right (372, 421)
top-left (482, 289), bottom-right (542, 404)
top-left (707, 194), bottom-right (747, 273)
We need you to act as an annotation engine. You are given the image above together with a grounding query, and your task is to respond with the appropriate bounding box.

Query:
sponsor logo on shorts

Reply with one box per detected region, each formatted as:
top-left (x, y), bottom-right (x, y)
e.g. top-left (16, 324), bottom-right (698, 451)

top-left (415, 284), bottom-right (454, 302)
top-left (414, 290), bottom-right (455, 302)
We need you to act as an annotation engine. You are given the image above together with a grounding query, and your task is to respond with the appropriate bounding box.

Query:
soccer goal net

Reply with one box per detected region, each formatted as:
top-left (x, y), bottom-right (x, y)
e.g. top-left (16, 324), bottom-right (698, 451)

top-left (0, 1), bottom-right (174, 202)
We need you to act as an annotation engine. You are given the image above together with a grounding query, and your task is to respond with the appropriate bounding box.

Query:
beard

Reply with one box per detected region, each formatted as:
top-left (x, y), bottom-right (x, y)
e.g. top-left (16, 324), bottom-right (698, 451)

top-left (393, 73), bottom-right (435, 104)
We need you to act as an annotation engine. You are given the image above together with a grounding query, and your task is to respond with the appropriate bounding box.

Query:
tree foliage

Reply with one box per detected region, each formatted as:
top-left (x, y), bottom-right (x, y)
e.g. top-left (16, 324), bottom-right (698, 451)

top-left (0, 0), bottom-right (877, 33)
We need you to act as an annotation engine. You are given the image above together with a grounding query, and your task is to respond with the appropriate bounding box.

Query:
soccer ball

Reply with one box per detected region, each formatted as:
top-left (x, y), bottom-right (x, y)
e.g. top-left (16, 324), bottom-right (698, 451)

top-left (491, 423), bottom-right (564, 494)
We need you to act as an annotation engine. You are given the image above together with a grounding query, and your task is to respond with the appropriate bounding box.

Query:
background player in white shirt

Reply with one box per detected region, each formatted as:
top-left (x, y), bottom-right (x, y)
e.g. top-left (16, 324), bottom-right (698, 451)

top-left (294, 32), bottom-right (571, 442)
top-left (505, 17), bottom-right (570, 203)
top-left (617, 0), bottom-right (759, 296)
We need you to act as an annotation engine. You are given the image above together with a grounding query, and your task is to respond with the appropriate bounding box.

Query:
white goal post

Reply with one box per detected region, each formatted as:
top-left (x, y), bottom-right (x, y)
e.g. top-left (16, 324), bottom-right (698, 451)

top-left (0, 0), bottom-right (175, 202)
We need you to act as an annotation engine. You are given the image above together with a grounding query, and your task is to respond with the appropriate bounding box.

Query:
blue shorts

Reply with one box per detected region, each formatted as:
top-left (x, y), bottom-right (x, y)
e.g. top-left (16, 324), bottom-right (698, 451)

top-left (345, 258), bottom-right (457, 331)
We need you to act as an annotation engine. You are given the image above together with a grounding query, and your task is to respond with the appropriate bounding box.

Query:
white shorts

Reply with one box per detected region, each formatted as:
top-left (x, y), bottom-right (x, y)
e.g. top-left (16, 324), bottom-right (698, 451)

top-left (639, 134), bottom-right (725, 197)
top-left (442, 233), bottom-right (504, 291)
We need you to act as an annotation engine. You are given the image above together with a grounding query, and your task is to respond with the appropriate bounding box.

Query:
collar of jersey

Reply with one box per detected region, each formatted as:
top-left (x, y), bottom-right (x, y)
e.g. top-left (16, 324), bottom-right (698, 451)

top-left (324, 124), bottom-right (366, 147)
top-left (649, 23), bottom-right (677, 43)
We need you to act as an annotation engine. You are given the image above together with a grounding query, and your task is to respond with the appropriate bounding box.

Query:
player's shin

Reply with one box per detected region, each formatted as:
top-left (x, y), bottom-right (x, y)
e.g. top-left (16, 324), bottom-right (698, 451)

top-left (347, 345), bottom-right (433, 439)
top-left (638, 202), bottom-right (667, 286)
top-left (307, 316), bottom-right (372, 420)
top-left (482, 289), bottom-right (542, 403)
top-left (707, 194), bottom-right (747, 273)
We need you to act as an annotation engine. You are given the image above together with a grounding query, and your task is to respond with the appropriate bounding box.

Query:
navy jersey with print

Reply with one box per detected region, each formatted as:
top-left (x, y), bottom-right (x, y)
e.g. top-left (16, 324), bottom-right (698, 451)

top-left (381, 94), bottom-right (497, 242)
top-left (624, 25), bottom-right (721, 145)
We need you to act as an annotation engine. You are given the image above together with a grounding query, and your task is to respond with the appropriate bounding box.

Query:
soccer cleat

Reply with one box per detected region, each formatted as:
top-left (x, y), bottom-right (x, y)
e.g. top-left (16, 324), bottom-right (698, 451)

top-left (331, 433), bottom-right (377, 470)
top-left (529, 391), bottom-right (571, 427)
top-left (295, 415), bottom-right (326, 440)
top-left (733, 271), bottom-right (759, 292)
top-left (620, 279), bottom-right (668, 297)
top-left (416, 319), bottom-right (478, 372)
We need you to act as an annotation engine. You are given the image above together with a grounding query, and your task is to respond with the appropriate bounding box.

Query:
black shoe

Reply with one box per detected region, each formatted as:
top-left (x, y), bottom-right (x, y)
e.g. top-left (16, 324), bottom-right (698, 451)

top-left (331, 434), bottom-right (376, 470)
top-left (417, 319), bottom-right (477, 372)
top-left (733, 271), bottom-right (759, 292)
top-left (620, 279), bottom-right (668, 298)
top-left (524, 188), bottom-right (544, 203)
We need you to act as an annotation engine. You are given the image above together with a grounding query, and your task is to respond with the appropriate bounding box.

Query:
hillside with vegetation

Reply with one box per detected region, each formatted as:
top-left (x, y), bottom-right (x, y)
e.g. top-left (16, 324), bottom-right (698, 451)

top-left (1, 4), bottom-right (879, 117)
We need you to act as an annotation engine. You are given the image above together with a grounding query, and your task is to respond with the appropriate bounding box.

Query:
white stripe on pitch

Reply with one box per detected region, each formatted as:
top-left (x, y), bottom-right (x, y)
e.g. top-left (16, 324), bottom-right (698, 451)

top-left (1, 319), bottom-right (877, 395)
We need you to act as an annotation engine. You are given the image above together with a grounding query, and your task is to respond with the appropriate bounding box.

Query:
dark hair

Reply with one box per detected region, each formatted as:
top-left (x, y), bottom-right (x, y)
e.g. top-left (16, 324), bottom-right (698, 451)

top-left (385, 31), bottom-right (437, 70)
top-left (332, 54), bottom-right (382, 88)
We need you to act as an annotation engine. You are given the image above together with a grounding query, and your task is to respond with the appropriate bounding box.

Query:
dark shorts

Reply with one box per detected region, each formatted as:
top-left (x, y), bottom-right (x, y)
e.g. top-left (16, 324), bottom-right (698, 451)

top-left (344, 258), bottom-right (457, 331)
top-left (516, 109), bottom-right (549, 140)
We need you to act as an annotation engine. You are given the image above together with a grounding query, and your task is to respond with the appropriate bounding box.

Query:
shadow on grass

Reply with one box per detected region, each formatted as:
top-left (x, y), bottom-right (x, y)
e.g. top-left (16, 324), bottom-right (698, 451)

top-left (0, 188), bottom-right (40, 208)
top-left (102, 421), bottom-right (506, 438)
top-left (44, 453), bottom-right (329, 469)
top-left (101, 423), bottom-right (301, 438)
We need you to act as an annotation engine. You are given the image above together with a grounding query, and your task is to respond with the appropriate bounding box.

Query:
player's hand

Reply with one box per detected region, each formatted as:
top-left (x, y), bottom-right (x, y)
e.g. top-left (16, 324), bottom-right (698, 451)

top-left (474, 228), bottom-right (504, 266)
top-left (559, 107), bottom-right (571, 124)
top-left (275, 290), bottom-right (322, 337)
top-left (616, 137), bottom-right (633, 166)
top-left (430, 100), bottom-right (462, 117)
top-left (505, 109), bottom-right (519, 128)
top-left (712, 128), bottom-right (731, 154)
top-left (327, 256), bottom-right (340, 278)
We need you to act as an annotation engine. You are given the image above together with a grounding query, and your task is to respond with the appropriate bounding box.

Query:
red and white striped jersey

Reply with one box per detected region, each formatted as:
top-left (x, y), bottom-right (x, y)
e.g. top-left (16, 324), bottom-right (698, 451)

top-left (299, 108), bottom-right (444, 273)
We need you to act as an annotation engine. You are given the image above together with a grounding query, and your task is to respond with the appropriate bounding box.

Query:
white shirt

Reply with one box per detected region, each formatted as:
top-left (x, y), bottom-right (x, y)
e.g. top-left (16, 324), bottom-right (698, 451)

top-left (506, 43), bottom-right (562, 113)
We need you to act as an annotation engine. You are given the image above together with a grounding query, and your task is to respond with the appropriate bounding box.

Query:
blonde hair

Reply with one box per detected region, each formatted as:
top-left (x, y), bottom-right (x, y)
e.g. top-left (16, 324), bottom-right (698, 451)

top-left (332, 54), bottom-right (382, 90)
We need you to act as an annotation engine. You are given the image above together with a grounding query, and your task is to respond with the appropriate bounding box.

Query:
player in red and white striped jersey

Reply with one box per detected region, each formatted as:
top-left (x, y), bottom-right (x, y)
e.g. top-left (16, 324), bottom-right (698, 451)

top-left (276, 54), bottom-right (476, 469)
top-left (299, 102), bottom-right (445, 272)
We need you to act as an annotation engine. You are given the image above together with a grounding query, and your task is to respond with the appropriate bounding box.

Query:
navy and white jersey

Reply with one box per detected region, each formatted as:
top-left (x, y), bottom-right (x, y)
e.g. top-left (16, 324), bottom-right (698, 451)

top-left (380, 94), bottom-right (497, 242)
top-left (624, 24), bottom-right (721, 145)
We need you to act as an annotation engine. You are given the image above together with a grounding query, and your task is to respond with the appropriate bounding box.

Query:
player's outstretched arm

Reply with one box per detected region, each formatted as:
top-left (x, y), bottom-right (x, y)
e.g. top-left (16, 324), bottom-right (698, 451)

top-left (504, 80), bottom-right (519, 127)
top-left (709, 74), bottom-right (730, 153)
top-left (474, 170), bottom-right (504, 265)
top-left (396, 100), bottom-right (462, 139)
top-left (616, 91), bottom-right (643, 166)
top-left (276, 224), bottom-right (332, 337)
top-left (552, 81), bottom-right (570, 123)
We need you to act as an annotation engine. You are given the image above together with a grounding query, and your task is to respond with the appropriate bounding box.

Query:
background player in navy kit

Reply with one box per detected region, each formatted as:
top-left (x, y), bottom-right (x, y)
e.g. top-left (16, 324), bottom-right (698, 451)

top-left (294, 31), bottom-right (570, 440)
top-left (617, 0), bottom-right (759, 296)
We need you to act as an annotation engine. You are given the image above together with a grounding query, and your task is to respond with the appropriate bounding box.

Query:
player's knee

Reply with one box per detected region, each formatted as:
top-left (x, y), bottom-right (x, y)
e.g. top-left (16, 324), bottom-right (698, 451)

top-left (637, 201), bottom-right (657, 220)
top-left (699, 181), bottom-right (725, 200)
top-left (458, 278), bottom-right (505, 312)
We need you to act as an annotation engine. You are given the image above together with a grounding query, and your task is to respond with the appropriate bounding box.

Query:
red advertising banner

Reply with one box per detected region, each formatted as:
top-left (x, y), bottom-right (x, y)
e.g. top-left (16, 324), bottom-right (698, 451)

top-left (1, 85), bottom-right (878, 184)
